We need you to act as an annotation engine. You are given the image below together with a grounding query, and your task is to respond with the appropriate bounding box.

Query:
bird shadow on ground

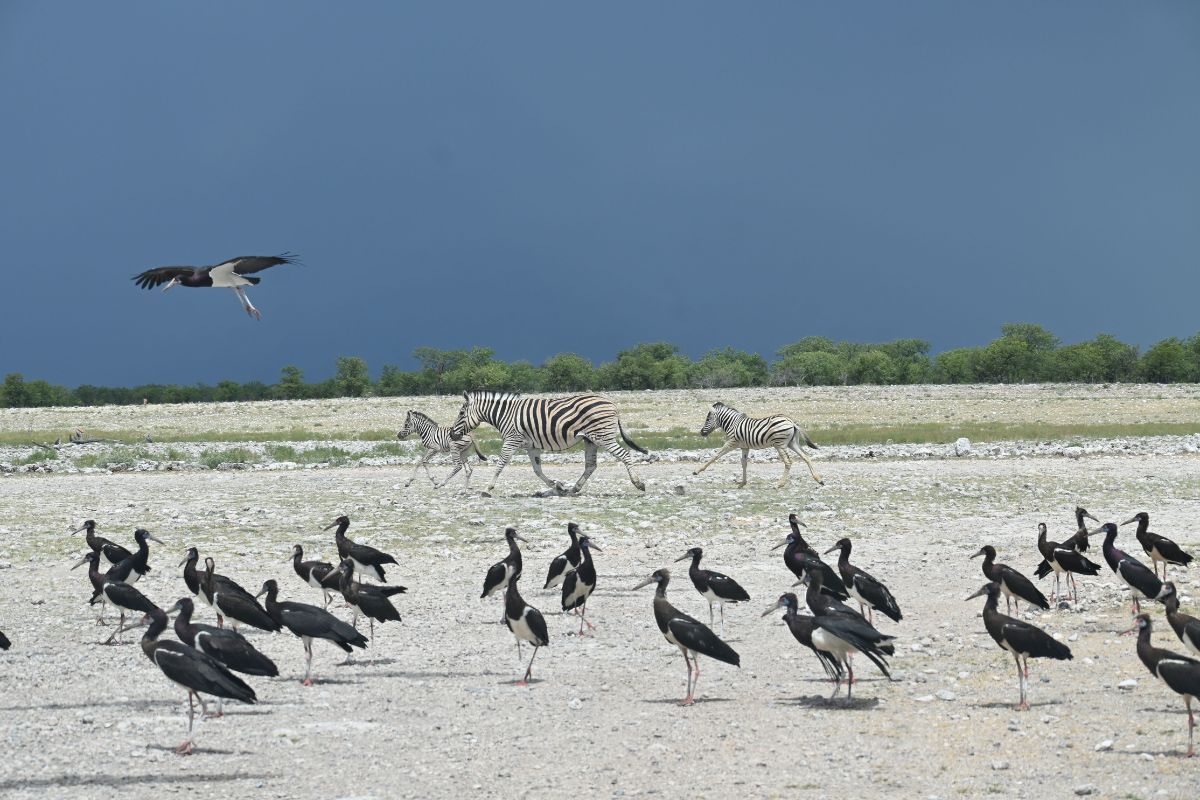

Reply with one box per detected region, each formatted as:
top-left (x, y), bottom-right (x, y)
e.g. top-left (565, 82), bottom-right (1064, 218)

top-left (356, 669), bottom-right (508, 681)
top-left (335, 657), bottom-right (402, 667)
top-left (498, 677), bottom-right (546, 686)
top-left (971, 699), bottom-right (1064, 710)
top-left (779, 694), bottom-right (881, 710)
top-left (641, 696), bottom-right (735, 705)
top-left (1103, 748), bottom-right (1186, 758)
top-left (0, 699), bottom-right (174, 713)
top-left (0, 772), bottom-right (272, 791)
top-left (144, 744), bottom-right (255, 757)
top-left (204, 708), bottom-right (273, 717)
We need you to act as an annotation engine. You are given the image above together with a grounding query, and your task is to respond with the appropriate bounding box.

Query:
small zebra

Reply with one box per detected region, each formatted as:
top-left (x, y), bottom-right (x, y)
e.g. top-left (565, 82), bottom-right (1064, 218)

top-left (449, 390), bottom-right (648, 497)
top-left (693, 402), bottom-right (824, 488)
top-left (397, 410), bottom-right (488, 488)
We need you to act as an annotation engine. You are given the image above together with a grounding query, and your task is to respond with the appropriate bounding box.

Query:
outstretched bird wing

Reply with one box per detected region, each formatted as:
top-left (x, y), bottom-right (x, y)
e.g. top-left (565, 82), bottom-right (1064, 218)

top-left (222, 253), bottom-right (299, 275)
top-left (132, 266), bottom-right (195, 289)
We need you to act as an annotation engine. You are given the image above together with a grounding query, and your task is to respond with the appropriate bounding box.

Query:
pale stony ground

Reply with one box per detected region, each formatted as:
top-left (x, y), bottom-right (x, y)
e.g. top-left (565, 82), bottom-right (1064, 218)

top-left (1, 391), bottom-right (1199, 799)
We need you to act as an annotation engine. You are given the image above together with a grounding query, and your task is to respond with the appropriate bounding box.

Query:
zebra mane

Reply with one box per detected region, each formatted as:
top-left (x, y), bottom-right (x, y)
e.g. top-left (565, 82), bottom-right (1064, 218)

top-left (407, 410), bottom-right (436, 423)
top-left (466, 390), bottom-right (518, 400)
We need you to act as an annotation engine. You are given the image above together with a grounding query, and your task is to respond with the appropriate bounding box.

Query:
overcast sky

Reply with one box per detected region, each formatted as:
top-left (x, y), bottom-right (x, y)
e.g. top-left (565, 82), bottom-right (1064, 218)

top-left (2, 2), bottom-right (1197, 386)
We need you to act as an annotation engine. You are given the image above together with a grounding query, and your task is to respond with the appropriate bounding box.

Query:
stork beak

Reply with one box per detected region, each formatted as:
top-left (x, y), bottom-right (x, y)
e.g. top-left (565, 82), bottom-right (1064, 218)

top-left (760, 599), bottom-right (785, 618)
top-left (1155, 584), bottom-right (1172, 600)
top-left (964, 585), bottom-right (989, 601)
top-left (969, 548), bottom-right (986, 559)
top-left (70, 555), bottom-right (90, 570)
top-left (1084, 511), bottom-right (1100, 523)
top-left (513, 533), bottom-right (528, 543)
top-left (145, 533), bottom-right (164, 545)
top-left (1119, 517), bottom-right (1138, 527)
top-left (323, 520), bottom-right (341, 531)
top-left (70, 523), bottom-right (88, 535)
top-left (822, 544), bottom-right (839, 556)
top-left (586, 542), bottom-right (602, 553)
top-left (771, 538), bottom-right (789, 551)
top-left (631, 576), bottom-right (656, 591)
top-left (674, 553), bottom-right (691, 563)
top-left (1119, 625), bottom-right (1137, 637)
top-left (167, 599), bottom-right (184, 614)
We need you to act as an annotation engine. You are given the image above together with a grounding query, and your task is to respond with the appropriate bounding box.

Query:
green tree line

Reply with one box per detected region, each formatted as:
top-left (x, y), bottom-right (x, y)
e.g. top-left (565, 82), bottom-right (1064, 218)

top-left (4, 324), bottom-right (1200, 408)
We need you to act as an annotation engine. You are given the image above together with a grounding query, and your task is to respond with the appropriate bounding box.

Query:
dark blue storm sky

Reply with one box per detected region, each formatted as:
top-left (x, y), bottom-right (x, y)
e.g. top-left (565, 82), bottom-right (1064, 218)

top-left (2, 2), bottom-right (1197, 386)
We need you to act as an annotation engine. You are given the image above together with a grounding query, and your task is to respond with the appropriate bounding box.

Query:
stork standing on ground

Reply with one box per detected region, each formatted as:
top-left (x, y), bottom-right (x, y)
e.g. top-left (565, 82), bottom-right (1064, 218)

top-left (544, 522), bottom-right (582, 590)
top-left (1124, 512), bottom-right (1194, 580)
top-left (171, 597), bottom-right (277, 716)
top-left (290, 544), bottom-right (336, 607)
top-left (140, 606), bottom-right (255, 755)
top-left (674, 546), bottom-right (750, 636)
top-left (773, 516), bottom-right (847, 600)
top-left (71, 520), bottom-right (131, 567)
top-left (632, 569), bottom-right (740, 706)
top-left (1158, 582), bottom-right (1200, 657)
top-left (966, 581), bottom-right (1072, 710)
top-left (132, 253), bottom-right (298, 320)
top-left (327, 515), bottom-right (398, 583)
top-left (1098, 522), bottom-right (1163, 615)
top-left (761, 593), bottom-right (842, 684)
top-left (1127, 613), bottom-right (1200, 757)
top-left (504, 575), bottom-right (549, 685)
top-left (257, 579), bottom-right (368, 685)
top-left (1035, 523), bottom-right (1101, 604)
top-left (971, 545), bottom-right (1048, 614)
top-left (825, 538), bottom-right (902, 624)
top-left (562, 535), bottom-right (601, 635)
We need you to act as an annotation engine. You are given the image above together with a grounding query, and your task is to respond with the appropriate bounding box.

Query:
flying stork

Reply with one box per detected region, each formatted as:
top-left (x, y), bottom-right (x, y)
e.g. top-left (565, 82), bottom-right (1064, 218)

top-left (132, 253), bottom-right (299, 319)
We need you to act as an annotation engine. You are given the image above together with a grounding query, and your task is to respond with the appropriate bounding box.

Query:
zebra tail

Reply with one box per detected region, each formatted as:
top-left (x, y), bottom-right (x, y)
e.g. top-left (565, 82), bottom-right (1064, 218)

top-left (619, 420), bottom-right (649, 455)
top-left (473, 439), bottom-right (488, 462)
top-left (796, 427), bottom-right (819, 450)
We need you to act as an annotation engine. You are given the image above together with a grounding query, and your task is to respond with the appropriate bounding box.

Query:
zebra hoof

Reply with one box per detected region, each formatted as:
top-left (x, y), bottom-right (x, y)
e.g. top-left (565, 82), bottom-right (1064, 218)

top-left (481, 490), bottom-right (493, 498)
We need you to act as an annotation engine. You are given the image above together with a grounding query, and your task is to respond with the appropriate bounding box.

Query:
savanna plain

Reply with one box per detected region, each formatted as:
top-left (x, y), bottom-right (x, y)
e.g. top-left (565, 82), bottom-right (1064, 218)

top-left (1, 385), bottom-right (1199, 799)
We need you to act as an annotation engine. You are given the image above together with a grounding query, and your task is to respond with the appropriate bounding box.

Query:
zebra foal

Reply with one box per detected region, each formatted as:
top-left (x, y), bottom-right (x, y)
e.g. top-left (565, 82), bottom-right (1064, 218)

top-left (449, 391), bottom-right (648, 497)
top-left (693, 402), bottom-right (824, 488)
top-left (397, 410), bottom-right (488, 488)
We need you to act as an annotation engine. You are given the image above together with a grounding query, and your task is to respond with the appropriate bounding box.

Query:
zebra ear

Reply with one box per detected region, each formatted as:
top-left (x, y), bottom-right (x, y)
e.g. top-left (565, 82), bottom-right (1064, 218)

top-left (463, 392), bottom-right (469, 400)
top-left (712, 402), bottom-right (723, 409)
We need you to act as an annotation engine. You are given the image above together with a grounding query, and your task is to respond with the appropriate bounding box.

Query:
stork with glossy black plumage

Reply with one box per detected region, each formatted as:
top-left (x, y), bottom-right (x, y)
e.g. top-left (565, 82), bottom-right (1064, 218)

top-left (203, 557), bottom-right (280, 632)
top-left (1098, 522), bottom-right (1163, 615)
top-left (1127, 613), bottom-right (1200, 757)
top-left (1064, 506), bottom-right (1100, 553)
top-left (181, 547), bottom-right (257, 614)
top-left (73, 551), bottom-right (159, 642)
top-left (966, 581), bottom-right (1072, 710)
top-left (773, 517), bottom-right (847, 600)
top-left (799, 565), bottom-right (896, 693)
top-left (0, 631), bottom-right (9, 650)
top-left (1035, 522), bottom-right (1102, 604)
top-left (632, 569), bottom-right (740, 706)
top-left (326, 515), bottom-right (397, 583)
top-left (544, 522), bottom-right (582, 590)
top-left (171, 597), bottom-right (277, 716)
top-left (825, 538), bottom-right (902, 624)
top-left (674, 546), bottom-right (750, 636)
top-left (290, 544), bottom-right (336, 606)
top-left (1159, 583), bottom-right (1200, 657)
top-left (73, 549), bottom-right (114, 624)
top-left (761, 593), bottom-right (842, 684)
top-left (257, 579), bottom-right (368, 685)
top-left (71, 519), bottom-right (132, 567)
top-left (482, 527), bottom-right (526, 602)
top-left (330, 559), bottom-right (404, 644)
top-left (140, 606), bottom-right (255, 755)
top-left (971, 545), bottom-right (1048, 614)
top-left (1124, 512), bottom-right (1193, 580)
top-left (504, 575), bottom-right (549, 685)
top-left (562, 535), bottom-right (601, 635)
top-left (132, 253), bottom-right (298, 320)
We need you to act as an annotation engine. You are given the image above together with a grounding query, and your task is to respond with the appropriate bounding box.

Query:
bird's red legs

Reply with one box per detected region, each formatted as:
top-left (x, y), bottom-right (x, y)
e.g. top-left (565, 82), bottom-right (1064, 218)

top-left (515, 646), bottom-right (539, 687)
top-left (680, 651), bottom-right (695, 706)
top-left (176, 693), bottom-right (196, 755)
top-left (233, 287), bottom-right (262, 320)
top-left (578, 605), bottom-right (595, 635)
top-left (1186, 697), bottom-right (1195, 757)
top-left (302, 640), bottom-right (314, 686)
top-left (1015, 654), bottom-right (1029, 711)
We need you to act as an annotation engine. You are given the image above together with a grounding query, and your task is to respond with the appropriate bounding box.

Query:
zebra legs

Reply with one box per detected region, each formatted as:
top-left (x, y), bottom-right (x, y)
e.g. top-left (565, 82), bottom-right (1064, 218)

top-left (738, 447), bottom-right (750, 487)
top-left (568, 440), bottom-right (599, 494)
top-left (529, 450), bottom-right (568, 495)
top-left (788, 435), bottom-right (824, 485)
top-left (482, 439), bottom-right (522, 497)
top-left (694, 443), bottom-right (737, 476)
top-left (405, 449), bottom-right (437, 488)
top-left (774, 446), bottom-right (793, 488)
top-left (601, 438), bottom-right (645, 491)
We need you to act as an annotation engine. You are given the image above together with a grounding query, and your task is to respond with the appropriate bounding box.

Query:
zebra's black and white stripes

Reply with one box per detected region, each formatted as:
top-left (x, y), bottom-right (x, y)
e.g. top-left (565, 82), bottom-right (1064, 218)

top-left (397, 410), bottom-right (488, 488)
top-left (694, 402), bottom-right (823, 488)
top-left (449, 391), bottom-right (648, 496)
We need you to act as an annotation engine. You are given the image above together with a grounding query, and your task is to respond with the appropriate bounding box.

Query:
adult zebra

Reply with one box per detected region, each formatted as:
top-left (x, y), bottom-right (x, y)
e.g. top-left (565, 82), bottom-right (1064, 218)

top-left (693, 402), bottom-right (824, 488)
top-left (397, 410), bottom-right (488, 488)
top-left (449, 391), bottom-right (648, 497)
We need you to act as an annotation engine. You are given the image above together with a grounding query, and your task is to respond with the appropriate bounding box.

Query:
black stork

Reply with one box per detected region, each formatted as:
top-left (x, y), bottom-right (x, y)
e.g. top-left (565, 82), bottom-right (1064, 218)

top-left (562, 535), bottom-right (601, 635)
top-left (971, 545), bottom-right (1048, 614)
top-left (673, 546), bottom-right (750, 636)
top-left (632, 568), bottom-right (740, 706)
top-left (1034, 522), bottom-right (1102, 604)
top-left (73, 549), bottom-right (115, 624)
top-left (966, 581), bottom-right (1072, 710)
top-left (170, 597), bottom-right (277, 716)
top-left (1064, 506), bottom-right (1100, 553)
top-left (482, 527), bottom-right (526, 600)
top-left (1126, 613), bottom-right (1200, 757)
top-left (1098, 522), bottom-right (1163, 615)
top-left (257, 579), bottom-right (368, 685)
top-left (71, 519), bottom-right (131, 567)
top-left (544, 522), bottom-right (582, 590)
top-left (760, 593), bottom-right (842, 684)
top-left (132, 253), bottom-right (298, 320)
top-left (0, 630), bottom-right (9, 650)
top-left (1123, 512), bottom-right (1194, 580)
top-left (326, 515), bottom-right (398, 583)
top-left (140, 606), bottom-right (256, 755)
top-left (330, 559), bottom-right (405, 643)
top-left (773, 514), bottom-right (847, 599)
top-left (798, 565), bottom-right (895, 700)
top-left (504, 575), bottom-right (549, 685)
top-left (202, 557), bottom-right (280, 632)
top-left (73, 551), bottom-right (158, 642)
top-left (1159, 583), bottom-right (1200, 657)
top-left (290, 544), bottom-right (336, 606)
top-left (181, 548), bottom-right (255, 616)
top-left (824, 538), bottom-right (902, 624)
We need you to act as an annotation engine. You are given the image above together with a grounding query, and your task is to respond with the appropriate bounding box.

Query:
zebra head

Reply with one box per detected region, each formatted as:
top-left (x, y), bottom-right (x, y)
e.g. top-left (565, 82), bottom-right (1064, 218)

top-left (397, 410), bottom-right (417, 440)
top-left (449, 392), bottom-right (480, 441)
top-left (699, 402), bottom-right (731, 437)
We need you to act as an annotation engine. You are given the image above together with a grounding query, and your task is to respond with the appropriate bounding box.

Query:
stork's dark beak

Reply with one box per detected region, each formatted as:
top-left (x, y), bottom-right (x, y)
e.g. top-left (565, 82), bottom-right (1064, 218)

top-left (965, 585), bottom-right (989, 601)
top-left (167, 599), bottom-right (184, 614)
top-left (771, 538), bottom-right (789, 551)
top-left (1084, 511), bottom-right (1100, 523)
top-left (631, 576), bottom-right (656, 591)
top-left (178, 556), bottom-right (190, 567)
top-left (822, 544), bottom-right (839, 556)
top-left (323, 521), bottom-right (339, 531)
top-left (145, 533), bottom-right (164, 545)
top-left (70, 555), bottom-right (89, 570)
top-left (1119, 517), bottom-right (1138, 527)
top-left (969, 548), bottom-right (986, 559)
top-left (674, 552), bottom-right (691, 563)
top-left (760, 599), bottom-right (785, 618)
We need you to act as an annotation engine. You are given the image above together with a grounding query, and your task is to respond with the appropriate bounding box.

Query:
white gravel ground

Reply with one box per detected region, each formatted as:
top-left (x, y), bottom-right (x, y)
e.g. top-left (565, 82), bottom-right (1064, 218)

top-left (1, 400), bottom-right (1199, 798)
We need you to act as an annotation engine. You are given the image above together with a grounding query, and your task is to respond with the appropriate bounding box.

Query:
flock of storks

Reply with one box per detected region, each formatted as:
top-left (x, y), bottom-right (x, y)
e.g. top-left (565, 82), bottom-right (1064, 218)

top-left (0, 506), bottom-right (1195, 757)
